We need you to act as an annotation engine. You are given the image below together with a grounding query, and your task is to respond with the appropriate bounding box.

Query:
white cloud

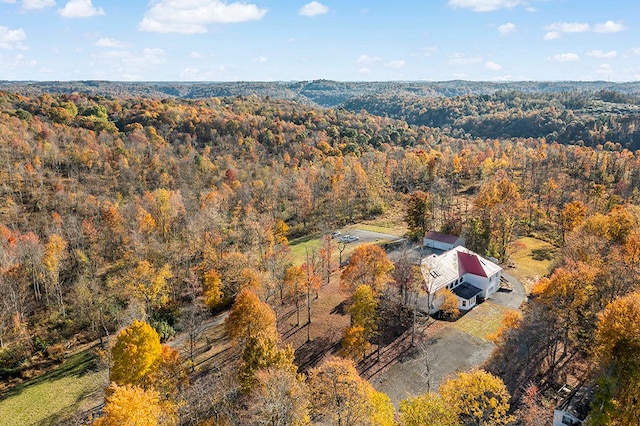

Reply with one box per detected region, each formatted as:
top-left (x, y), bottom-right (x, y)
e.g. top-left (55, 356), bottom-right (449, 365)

top-left (543, 31), bottom-right (560, 40)
top-left (356, 54), bottom-right (381, 64)
top-left (189, 51), bottom-right (203, 59)
top-left (448, 53), bottom-right (483, 65)
top-left (497, 22), bottom-right (516, 35)
top-left (492, 74), bottom-right (513, 81)
top-left (525, 6), bottom-right (536, 12)
top-left (59, 0), bottom-right (104, 17)
top-left (91, 48), bottom-right (167, 68)
top-left (22, 0), bottom-right (55, 9)
top-left (545, 22), bottom-right (590, 33)
top-left (386, 60), bottom-right (406, 69)
top-left (358, 67), bottom-right (371, 74)
top-left (0, 26), bottom-right (27, 50)
top-left (593, 20), bottom-right (625, 33)
top-left (586, 50), bottom-right (617, 59)
top-left (0, 53), bottom-right (36, 69)
top-left (630, 48), bottom-right (640, 56)
top-left (548, 52), bottom-right (579, 62)
top-left (94, 37), bottom-right (124, 48)
top-left (299, 1), bottom-right (328, 17)
top-left (447, 0), bottom-right (526, 12)
top-left (485, 60), bottom-right (502, 70)
top-left (596, 63), bottom-right (613, 75)
top-left (139, 0), bottom-right (268, 34)
top-left (452, 72), bottom-right (468, 79)
top-left (421, 46), bottom-right (437, 57)
top-left (253, 56), bottom-right (267, 63)
top-left (0, 0), bottom-right (16, 3)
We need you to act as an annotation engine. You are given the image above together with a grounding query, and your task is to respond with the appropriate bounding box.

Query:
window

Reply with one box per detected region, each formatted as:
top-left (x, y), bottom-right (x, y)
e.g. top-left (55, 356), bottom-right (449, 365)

top-left (562, 415), bottom-right (581, 426)
top-left (430, 270), bottom-right (440, 278)
top-left (462, 300), bottom-right (467, 307)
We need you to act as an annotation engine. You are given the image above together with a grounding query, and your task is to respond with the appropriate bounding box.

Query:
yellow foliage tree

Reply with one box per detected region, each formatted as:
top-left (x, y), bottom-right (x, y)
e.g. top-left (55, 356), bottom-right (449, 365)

top-left (93, 384), bottom-right (162, 426)
top-left (399, 392), bottom-right (457, 426)
top-left (341, 325), bottom-right (370, 360)
top-left (127, 260), bottom-right (172, 315)
top-left (42, 233), bottom-right (68, 315)
top-left (238, 334), bottom-right (296, 392)
top-left (202, 269), bottom-right (223, 309)
top-left (110, 320), bottom-right (162, 387)
top-left (440, 288), bottom-right (459, 320)
top-left (349, 284), bottom-right (378, 340)
top-left (440, 369), bottom-right (513, 426)
top-left (308, 356), bottom-right (394, 426)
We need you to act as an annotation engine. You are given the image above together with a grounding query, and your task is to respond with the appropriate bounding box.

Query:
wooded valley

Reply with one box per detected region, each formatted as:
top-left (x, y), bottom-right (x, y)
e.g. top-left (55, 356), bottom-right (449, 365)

top-left (0, 83), bottom-right (639, 425)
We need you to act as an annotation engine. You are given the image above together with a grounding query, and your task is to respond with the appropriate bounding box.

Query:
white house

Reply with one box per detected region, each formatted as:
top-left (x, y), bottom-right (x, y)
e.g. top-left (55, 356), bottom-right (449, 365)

top-left (418, 246), bottom-right (502, 314)
top-left (423, 231), bottom-right (465, 251)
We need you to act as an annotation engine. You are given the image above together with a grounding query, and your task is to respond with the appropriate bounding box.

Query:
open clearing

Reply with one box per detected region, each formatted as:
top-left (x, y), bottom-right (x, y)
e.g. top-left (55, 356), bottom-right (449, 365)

top-left (508, 237), bottom-right (557, 291)
top-left (0, 350), bottom-right (107, 426)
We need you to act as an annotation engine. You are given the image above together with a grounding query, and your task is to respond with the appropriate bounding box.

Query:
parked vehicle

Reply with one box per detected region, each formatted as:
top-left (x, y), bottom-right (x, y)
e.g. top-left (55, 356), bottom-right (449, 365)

top-left (332, 231), bottom-right (341, 238)
top-left (339, 234), bottom-right (360, 243)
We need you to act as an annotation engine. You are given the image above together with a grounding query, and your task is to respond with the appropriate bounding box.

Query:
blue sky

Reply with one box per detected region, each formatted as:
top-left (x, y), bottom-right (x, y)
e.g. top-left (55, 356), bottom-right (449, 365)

top-left (0, 0), bottom-right (639, 81)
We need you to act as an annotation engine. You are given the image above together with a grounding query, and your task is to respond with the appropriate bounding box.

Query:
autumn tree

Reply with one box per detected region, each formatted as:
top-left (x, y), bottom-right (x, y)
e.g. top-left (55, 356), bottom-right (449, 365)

top-left (284, 264), bottom-right (306, 326)
top-left (307, 356), bottom-right (394, 426)
top-left (340, 244), bottom-right (393, 295)
top-left (516, 383), bottom-right (552, 426)
top-left (238, 335), bottom-right (296, 392)
top-left (42, 233), bottom-right (68, 316)
top-left (560, 200), bottom-right (587, 242)
top-left (440, 288), bottom-right (460, 320)
top-left (341, 325), bottom-right (370, 360)
top-left (405, 190), bottom-right (432, 240)
top-left (248, 368), bottom-right (311, 426)
top-left (349, 284), bottom-right (378, 340)
top-left (440, 369), bottom-right (513, 426)
top-left (590, 292), bottom-right (640, 425)
top-left (399, 392), bottom-right (457, 426)
top-left (93, 384), bottom-right (163, 426)
top-left (202, 269), bottom-right (223, 310)
top-left (225, 288), bottom-right (292, 391)
top-left (225, 288), bottom-right (277, 347)
top-left (126, 261), bottom-right (172, 317)
top-left (110, 320), bottom-right (163, 387)
top-left (488, 310), bottom-right (523, 346)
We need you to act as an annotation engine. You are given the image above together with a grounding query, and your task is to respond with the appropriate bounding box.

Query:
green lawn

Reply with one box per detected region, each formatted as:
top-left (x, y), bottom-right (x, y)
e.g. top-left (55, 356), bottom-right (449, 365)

top-left (509, 237), bottom-right (557, 291)
top-left (0, 350), bottom-right (106, 426)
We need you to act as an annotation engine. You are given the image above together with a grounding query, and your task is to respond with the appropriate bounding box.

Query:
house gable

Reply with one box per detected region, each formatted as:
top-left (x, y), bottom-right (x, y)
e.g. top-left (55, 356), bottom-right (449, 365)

top-left (458, 252), bottom-right (488, 278)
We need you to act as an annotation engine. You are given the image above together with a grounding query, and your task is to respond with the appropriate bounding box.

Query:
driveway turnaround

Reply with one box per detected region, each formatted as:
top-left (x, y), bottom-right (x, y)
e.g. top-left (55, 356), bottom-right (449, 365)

top-left (372, 271), bottom-right (525, 404)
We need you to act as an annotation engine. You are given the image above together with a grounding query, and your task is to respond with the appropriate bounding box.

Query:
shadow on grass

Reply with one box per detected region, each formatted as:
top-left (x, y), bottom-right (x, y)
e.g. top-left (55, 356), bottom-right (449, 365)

top-left (0, 349), bottom-right (98, 403)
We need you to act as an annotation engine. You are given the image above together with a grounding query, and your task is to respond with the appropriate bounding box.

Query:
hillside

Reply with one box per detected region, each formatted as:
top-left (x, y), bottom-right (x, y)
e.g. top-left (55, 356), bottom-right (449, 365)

top-left (0, 87), bottom-right (639, 424)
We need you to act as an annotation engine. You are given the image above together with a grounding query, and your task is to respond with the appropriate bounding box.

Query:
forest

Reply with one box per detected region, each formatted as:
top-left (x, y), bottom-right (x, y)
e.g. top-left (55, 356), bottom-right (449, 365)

top-left (0, 85), bottom-right (639, 425)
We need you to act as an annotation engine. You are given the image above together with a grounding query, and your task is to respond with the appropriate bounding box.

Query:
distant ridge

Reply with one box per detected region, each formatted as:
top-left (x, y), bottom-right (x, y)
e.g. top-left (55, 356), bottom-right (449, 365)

top-left (1, 80), bottom-right (639, 108)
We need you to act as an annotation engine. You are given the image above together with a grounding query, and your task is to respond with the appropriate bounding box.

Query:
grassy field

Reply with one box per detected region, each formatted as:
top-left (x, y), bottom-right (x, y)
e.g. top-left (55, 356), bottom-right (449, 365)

top-left (452, 301), bottom-right (507, 341)
top-left (509, 237), bottom-right (558, 291)
top-left (0, 350), bottom-right (106, 426)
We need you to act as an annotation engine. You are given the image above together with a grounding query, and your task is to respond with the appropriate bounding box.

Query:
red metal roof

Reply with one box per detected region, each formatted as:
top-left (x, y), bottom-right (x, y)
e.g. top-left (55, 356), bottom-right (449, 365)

top-left (424, 231), bottom-right (460, 244)
top-left (457, 252), bottom-right (487, 278)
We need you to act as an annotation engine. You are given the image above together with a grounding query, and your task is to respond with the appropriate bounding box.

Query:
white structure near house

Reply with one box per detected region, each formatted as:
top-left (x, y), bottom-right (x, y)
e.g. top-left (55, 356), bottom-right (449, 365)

top-left (418, 246), bottom-right (502, 314)
top-left (423, 231), bottom-right (465, 251)
top-left (553, 384), bottom-right (594, 426)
